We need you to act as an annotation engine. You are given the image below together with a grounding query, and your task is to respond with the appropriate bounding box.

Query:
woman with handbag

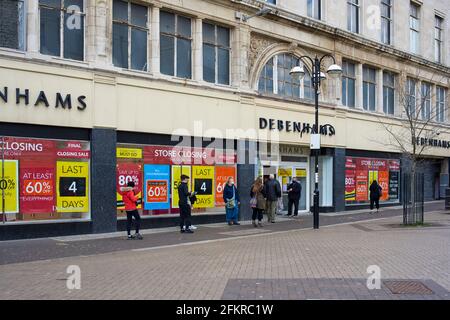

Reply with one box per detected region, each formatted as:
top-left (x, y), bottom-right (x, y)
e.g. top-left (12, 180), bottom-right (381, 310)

top-left (250, 177), bottom-right (266, 227)
top-left (223, 177), bottom-right (240, 225)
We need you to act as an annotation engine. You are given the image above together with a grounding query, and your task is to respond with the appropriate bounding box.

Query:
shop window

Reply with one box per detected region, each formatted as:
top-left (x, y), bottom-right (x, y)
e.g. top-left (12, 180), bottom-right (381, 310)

top-left (436, 86), bottom-right (447, 123)
top-left (39, 0), bottom-right (85, 61)
top-left (0, 0), bottom-right (25, 51)
top-left (0, 136), bottom-right (91, 223)
top-left (383, 71), bottom-right (395, 115)
top-left (421, 82), bottom-right (431, 120)
top-left (116, 144), bottom-right (237, 218)
top-left (112, 0), bottom-right (148, 71)
top-left (345, 156), bottom-right (400, 206)
top-left (363, 66), bottom-right (376, 112)
top-left (203, 22), bottom-right (230, 85)
top-left (342, 60), bottom-right (356, 107)
top-left (258, 53), bottom-right (313, 101)
top-left (160, 11), bottom-right (192, 78)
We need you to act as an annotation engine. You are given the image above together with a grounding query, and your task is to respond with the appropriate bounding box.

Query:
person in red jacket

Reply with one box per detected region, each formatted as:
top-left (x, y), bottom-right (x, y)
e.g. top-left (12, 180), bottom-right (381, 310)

top-left (120, 181), bottom-right (143, 240)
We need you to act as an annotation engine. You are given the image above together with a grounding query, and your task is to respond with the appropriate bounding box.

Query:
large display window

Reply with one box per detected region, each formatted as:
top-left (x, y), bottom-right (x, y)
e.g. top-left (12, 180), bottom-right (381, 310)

top-left (345, 156), bottom-right (400, 205)
top-left (0, 136), bottom-right (91, 223)
top-left (116, 144), bottom-right (236, 217)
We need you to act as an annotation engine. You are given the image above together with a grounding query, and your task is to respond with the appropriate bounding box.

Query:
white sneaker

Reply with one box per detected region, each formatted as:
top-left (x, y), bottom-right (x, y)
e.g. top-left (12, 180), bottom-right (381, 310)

top-left (189, 225), bottom-right (198, 230)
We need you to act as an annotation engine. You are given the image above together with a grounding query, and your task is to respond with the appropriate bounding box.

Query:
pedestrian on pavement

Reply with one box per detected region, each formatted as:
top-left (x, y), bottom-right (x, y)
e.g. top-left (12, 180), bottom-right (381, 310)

top-left (178, 174), bottom-right (196, 233)
top-left (120, 181), bottom-right (143, 240)
top-left (264, 174), bottom-right (281, 223)
top-left (250, 176), bottom-right (266, 227)
top-left (287, 177), bottom-right (302, 216)
top-left (223, 177), bottom-right (240, 225)
top-left (369, 180), bottom-right (382, 213)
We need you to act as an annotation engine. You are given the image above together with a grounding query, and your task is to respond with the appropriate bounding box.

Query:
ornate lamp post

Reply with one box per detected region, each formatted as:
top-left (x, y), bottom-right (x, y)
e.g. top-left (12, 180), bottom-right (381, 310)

top-left (290, 54), bottom-right (342, 229)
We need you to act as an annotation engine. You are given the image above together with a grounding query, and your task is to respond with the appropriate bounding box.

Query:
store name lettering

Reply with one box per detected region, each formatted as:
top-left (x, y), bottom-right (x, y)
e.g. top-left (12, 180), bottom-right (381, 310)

top-left (0, 86), bottom-right (87, 110)
top-left (259, 118), bottom-right (336, 136)
top-left (415, 137), bottom-right (450, 149)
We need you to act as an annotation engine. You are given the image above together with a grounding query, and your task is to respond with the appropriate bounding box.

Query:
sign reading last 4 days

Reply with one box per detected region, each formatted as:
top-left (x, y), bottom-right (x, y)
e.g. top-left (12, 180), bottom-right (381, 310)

top-left (56, 161), bottom-right (89, 212)
top-left (192, 166), bottom-right (214, 208)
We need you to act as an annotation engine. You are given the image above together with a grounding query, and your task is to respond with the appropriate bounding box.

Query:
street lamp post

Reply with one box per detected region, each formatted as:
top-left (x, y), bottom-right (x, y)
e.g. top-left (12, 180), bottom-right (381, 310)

top-left (290, 54), bottom-right (342, 229)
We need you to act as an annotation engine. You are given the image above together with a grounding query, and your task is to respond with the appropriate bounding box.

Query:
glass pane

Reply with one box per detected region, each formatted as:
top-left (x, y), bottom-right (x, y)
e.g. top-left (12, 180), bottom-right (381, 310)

top-left (64, 12), bottom-right (84, 60)
top-left (177, 16), bottom-right (191, 38)
top-left (112, 23), bottom-right (128, 68)
top-left (131, 28), bottom-right (147, 71)
top-left (342, 78), bottom-right (347, 105)
top-left (113, 0), bottom-right (128, 21)
top-left (293, 83), bottom-right (300, 98)
top-left (40, 0), bottom-right (61, 7)
top-left (160, 34), bottom-right (174, 75)
top-left (40, 7), bottom-right (60, 56)
top-left (202, 22), bottom-right (215, 43)
top-left (278, 81), bottom-right (284, 96)
top-left (176, 38), bottom-right (191, 78)
top-left (217, 26), bottom-right (229, 47)
top-left (266, 63), bottom-right (273, 78)
top-left (0, 0), bottom-right (21, 49)
top-left (363, 83), bottom-right (368, 109)
top-left (285, 82), bottom-right (292, 98)
top-left (258, 77), bottom-right (265, 92)
top-left (267, 79), bottom-right (273, 93)
top-left (218, 48), bottom-right (229, 85)
top-left (369, 84), bottom-right (376, 110)
top-left (65, 0), bottom-right (83, 10)
top-left (203, 44), bottom-right (215, 83)
top-left (131, 3), bottom-right (147, 27)
top-left (160, 11), bottom-right (175, 34)
top-left (388, 88), bottom-right (394, 114)
top-left (383, 87), bottom-right (388, 113)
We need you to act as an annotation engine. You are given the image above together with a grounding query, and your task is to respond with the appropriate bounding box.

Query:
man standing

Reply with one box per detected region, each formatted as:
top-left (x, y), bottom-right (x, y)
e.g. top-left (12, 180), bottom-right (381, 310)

top-left (264, 174), bottom-right (281, 223)
top-left (178, 174), bottom-right (195, 233)
top-left (287, 177), bottom-right (302, 216)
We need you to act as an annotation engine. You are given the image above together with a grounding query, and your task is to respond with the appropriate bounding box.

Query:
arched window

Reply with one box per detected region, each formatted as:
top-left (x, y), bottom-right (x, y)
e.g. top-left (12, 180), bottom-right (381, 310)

top-left (258, 53), bottom-right (313, 100)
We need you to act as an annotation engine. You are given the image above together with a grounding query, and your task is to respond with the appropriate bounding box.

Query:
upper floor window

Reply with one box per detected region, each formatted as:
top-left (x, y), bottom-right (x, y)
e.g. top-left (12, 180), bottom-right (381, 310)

top-left (436, 86), bottom-right (447, 123)
top-left (363, 66), bottom-right (376, 111)
top-left (435, 16), bottom-right (443, 63)
top-left (39, 0), bottom-right (85, 61)
top-left (203, 23), bottom-right (230, 85)
top-left (383, 71), bottom-right (395, 115)
top-left (406, 78), bottom-right (417, 118)
top-left (112, 0), bottom-right (148, 70)
top-left (420, 82), bottom-right (431, 120)
top-left (264, 0), bottom-right (276, 4)
top-left (0, 0), bottom-right (25, 50)
top-left (160, 11), bottom-right (192, 78)
top-left (307, 0), bottom-right (321, 20)
top-left (258, 53), bottom-right (313, 101)
top-left (341, 60), bottom-right (356, 108)
top-left (381, 0), bottom-right (392, 45)
top-left (409, 2), bottom-right (420, 54)
top-left (347, 0), bottom-right (359, 33)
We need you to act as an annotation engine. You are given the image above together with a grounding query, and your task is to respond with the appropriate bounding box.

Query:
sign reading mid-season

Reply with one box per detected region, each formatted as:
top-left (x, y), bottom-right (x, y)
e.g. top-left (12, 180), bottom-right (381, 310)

top-left (56, 161), bottom-right (89, 212)
top-left (143, 164), bottom-right (170, 210)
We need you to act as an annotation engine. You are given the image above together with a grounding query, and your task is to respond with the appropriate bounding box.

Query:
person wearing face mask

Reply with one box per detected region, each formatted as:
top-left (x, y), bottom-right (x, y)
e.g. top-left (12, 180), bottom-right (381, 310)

top-left (223, 177), bottom-right (240, 226)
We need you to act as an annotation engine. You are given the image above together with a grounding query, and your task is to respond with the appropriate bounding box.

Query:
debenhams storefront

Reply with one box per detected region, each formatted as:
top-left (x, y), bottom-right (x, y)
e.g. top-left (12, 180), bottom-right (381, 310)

top-left (1, 59), bottom-right (449, 240)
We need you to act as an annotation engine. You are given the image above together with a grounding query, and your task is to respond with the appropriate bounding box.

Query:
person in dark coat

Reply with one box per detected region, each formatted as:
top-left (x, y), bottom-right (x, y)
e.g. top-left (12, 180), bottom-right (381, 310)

top-left (264, 174), bottom-right (281, 223)
top-left (250, 176), bottom-right (266, 227)
top-left (223, 177), bottom-right (240, 225)
top-left (287, 177), bottom-right (302, 216)
top-left (178, 174), bottom-right (195, 233)
top-left (369, 180), bottom-right (382, 213)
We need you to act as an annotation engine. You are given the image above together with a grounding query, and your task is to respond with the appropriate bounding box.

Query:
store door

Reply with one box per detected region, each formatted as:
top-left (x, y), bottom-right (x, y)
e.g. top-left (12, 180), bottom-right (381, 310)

top-left (277, 164), bottom-right (309, 214)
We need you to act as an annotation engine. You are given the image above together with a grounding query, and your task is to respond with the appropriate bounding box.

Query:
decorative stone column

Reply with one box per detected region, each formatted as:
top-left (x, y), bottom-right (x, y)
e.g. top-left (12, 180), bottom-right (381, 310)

top-left (150, 4), bottom-right (161, 75)
top-left (231, 23), bottom-right (251, 89)
top-left (395, 71), bottom-right (407, 117)
top-left (26, 0), bottom-right (39, 55)
top-left (193, 17), bottom-right (203, 81)
top-left (94, 0), bottom-right (109, 66)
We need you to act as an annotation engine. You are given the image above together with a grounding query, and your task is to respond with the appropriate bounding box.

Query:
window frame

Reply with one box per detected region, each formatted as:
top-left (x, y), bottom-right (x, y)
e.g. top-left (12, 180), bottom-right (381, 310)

top-left (409, 2), bottom-right (420, 54)
top-left (38, 0), bottom-right (86, 61)
top-left (362, 66), bottom-right (377, 112)
top-left (160, 10), bottom-right (193, 79)
top-left (347, 0), bottom-right (359, 34)
top-left (434, 15), bottom-right (443, 63)
top-left (112, 0), bottom-right (149, 71)
top-left (341, 60), bottom-right (356, 108)
top-left (380, 0), bottom-right (392, 45)
top-left (307, 0), bottom-right (321, 20)
top-left (420, 82), bottom-right (431, 120)
top-left (406, 77), bottom-right (417, 118)
top-left (436, 86), bottom-right (446, 123)
top-left (383, 71), bottom-right (395, 115)
top-left (0, 0), bottom-right (26, 51)
top-left (202, 22), bottom-right (231, 86)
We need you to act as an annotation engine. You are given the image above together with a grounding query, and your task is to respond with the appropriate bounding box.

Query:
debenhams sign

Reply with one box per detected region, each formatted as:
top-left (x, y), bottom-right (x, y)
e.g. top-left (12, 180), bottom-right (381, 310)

top-left (0, 86), bottom-right (87, 110)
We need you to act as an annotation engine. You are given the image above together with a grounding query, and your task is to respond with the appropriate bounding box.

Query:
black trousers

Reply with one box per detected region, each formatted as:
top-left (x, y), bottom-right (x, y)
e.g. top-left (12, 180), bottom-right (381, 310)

top-left (288, 198), bottom-right (300, 215)
top-left (126, 210), bottom-right (141, 235)
top-left (370, 197), bottom-right (380, 210)
top-left (252, 208), bottom-right (263, 221)
top-left (179, 204), bottom-right (192, 229)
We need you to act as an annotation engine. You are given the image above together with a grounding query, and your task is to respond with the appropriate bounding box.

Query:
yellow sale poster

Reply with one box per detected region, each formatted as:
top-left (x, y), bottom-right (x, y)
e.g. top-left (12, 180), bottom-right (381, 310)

top-left (56, 161), bottom-right (89, 213)
top-left (192, 166), bottom-right (215, 208)
top-left (0, 160), bottom-right (19, 213)
top-left (171, 166), bottom-right (191, 208)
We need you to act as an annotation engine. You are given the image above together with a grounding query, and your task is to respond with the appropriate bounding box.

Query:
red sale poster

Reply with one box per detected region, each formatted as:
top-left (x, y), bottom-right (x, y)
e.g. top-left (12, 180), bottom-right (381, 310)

top-left (378, 171), bottom-right (389, 201)
top-left (116, 163), bottom-right (142, 209)
top-left (19, 162), bottom-right (55, 214)
top-left (215, 166), bottom-right (236, 206)
top-left (355, 170), bottom-right (368, 201)
top-left (345, 170), bottom-right (356, 201)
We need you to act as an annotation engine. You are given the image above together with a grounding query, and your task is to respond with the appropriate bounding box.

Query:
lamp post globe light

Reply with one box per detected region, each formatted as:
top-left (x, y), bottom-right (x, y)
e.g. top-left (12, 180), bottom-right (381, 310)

top-left (289, 54), bottom-right (342, 229)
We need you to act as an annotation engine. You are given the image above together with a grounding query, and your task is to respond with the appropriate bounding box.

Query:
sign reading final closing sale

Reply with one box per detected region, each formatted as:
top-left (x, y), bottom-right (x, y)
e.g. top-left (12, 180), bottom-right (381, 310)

top-left (56, 161), bottom-right (89, 212)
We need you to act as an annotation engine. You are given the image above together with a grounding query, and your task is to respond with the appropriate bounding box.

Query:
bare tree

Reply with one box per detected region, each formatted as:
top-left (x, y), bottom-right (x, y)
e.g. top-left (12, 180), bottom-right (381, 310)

top-left (377, 69), bottom-right (449, 224)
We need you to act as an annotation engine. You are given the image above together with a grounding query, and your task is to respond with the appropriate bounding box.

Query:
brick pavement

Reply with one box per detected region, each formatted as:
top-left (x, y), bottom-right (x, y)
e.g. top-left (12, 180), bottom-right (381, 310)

top-left (0, 209), bottom-right (449, 300)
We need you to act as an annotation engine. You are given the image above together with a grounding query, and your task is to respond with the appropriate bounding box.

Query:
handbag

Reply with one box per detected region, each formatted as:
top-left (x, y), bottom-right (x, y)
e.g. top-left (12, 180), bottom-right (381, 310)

top-left (226, 186), bottom-right (236, 209)
top-left (250, 197), bottom-right (257, 208)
